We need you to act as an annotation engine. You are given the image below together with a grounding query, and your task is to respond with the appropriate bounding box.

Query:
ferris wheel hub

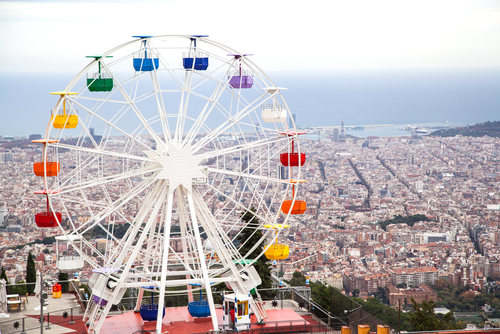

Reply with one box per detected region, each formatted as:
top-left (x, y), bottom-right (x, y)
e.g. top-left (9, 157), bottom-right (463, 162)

top-left (155, 143), bottom-right (207, 191)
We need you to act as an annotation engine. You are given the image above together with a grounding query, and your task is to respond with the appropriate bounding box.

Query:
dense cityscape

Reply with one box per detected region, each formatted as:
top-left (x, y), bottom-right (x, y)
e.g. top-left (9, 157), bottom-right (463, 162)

top-left (1, 127), bottom-right (499, 319)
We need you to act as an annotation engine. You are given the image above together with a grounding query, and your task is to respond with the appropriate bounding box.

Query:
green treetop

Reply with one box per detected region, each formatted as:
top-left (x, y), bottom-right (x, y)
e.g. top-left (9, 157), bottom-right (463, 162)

top-left (236, 207), bottom-right (272, 296)
top-left (26, 251), bottom-right (36, 295)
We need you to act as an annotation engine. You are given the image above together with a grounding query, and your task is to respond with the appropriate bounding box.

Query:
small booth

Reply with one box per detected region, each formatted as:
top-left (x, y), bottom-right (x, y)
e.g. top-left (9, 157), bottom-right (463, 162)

top-left (223, 293), bottom-right (251, 332)
top-left (34, 189), bottom-right (61, 228)
top-left (55, 235), bottom-right (85, 273)
top-left (227, 54), bottom-right (253, 89)
top-left (86, 55), bottom-right (113, 92)
top-left (50, 91), bottom-right (78, 129)
top-left (281, 179), bottom-right (307, 215)
top-left (132, 36), bottom-right (159, 72)
top-left (52, 283), bottom-right (62, 298)
top-left (264, 224), bottom-right (290, 261)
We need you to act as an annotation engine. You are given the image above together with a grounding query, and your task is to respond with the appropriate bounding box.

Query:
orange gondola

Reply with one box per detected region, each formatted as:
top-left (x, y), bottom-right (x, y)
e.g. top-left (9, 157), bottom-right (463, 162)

top-left (280, 179), bottom-right (307, 215)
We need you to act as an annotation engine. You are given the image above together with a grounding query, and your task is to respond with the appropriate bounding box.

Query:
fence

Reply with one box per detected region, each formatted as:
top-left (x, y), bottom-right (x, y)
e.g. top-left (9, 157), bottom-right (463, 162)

top-left (192, 320), bottom-right (339, 334)
top-left (0, 306), bottom-right (81, 334)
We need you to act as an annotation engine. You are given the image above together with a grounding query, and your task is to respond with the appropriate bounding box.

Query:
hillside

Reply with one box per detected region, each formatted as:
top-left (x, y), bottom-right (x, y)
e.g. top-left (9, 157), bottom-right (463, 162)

top-left (432, 121), bottom-right (500, 138)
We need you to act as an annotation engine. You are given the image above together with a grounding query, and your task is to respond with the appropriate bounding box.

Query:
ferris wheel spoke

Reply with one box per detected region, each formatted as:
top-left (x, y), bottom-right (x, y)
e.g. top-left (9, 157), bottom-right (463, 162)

top-left (105, 63), bottom-right (166, 151)
top-left (203, 183), bottom-right (273, 227)
top-left (207, 167), bottom-right (290, 186)
top-left (67, 98), bottom-right (154, 152)
top-left (204, 135), bottom-right (286, 159)
top-left (182, 73), bottom-right (229, 147)
top-left (51, 142), bottom-right (154, 163)
top-left (150, 70), bottom-right (172, 141)
top-left (192, 189), bottom-right (241, 265)
top-left (71, 177), bottom-right (157, 237)
top-left (56, 165), bottom-right (160, 195)
top-left (173, 69), bottom-right (194, 144)
top-left (191, 92), bottom-right (277, 154)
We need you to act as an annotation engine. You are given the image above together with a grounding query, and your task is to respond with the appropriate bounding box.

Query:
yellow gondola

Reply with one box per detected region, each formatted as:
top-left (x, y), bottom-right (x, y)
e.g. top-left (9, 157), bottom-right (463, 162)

top-left (50, 91), bottom-right (78, 129)
top-left (264, 224), bottom-right (290, 260)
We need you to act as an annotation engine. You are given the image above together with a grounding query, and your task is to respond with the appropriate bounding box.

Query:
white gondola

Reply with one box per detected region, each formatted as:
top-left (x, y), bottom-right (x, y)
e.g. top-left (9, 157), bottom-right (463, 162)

top-left (261, 104), bottom-right (287, 123)
top-left (261, 87), bottom-right (288, 123)
top-left (55, 235), bottom-right (85, 273)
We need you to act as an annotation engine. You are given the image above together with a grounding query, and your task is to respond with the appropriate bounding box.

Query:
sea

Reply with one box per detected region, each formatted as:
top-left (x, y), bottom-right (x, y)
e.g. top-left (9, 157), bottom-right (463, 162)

top-left (0, 68), bottom-right (499, 138)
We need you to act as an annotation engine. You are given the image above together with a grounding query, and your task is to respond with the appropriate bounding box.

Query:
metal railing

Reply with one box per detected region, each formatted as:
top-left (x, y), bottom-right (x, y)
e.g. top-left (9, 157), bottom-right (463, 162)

top-left (192, 321), bottom-right (340, 334)
top-left (0, 306), bottom-right (81, 334)
top-left (270, 274), bottom-right (388, 333)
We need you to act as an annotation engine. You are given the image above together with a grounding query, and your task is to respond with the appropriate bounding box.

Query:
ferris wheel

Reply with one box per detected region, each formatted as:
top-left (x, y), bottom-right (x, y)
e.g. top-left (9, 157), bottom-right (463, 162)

top-left (32, 35), bottom-right (307, 333)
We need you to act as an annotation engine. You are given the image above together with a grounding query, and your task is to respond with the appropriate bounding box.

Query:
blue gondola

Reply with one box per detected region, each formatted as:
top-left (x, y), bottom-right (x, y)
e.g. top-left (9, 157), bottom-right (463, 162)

top-left (132, 36), bottom-right (159, 72)
top-left (188, 300), bottom-right (210, 317)
top-left (183, 36), bottom-right (209, 71)
top-left (187, 283), bottom-right (210, 318)
top-left (183, 55), bottom-right (208, 70)
top-left (140, 304), bottom-right (165, 321)
top-left (139, 286), bottom-right (165, 322)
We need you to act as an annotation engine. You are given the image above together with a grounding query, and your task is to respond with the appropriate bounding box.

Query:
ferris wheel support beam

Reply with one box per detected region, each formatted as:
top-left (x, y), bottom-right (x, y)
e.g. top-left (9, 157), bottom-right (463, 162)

top-left (157, 188), bottom-right (174, 333)
top-left (135, 201), bottom-right (162, 312)
top-left (191, 190), bottom-right (266, 324)
top-left (177, 187), bottom-right (194, 303)
top-left (185, 187), bottom-right (219, 330)
top-left (93, 181), bottom-right (168, 334)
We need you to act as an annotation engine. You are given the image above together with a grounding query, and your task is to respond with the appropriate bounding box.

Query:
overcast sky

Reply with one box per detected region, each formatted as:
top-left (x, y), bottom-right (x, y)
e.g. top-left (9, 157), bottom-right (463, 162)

top-left (0, 0), bottom-right (499, 74)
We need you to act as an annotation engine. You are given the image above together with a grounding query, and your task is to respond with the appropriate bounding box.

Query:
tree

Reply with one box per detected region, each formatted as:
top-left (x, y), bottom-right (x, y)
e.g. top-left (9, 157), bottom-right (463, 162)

top-left (288, 271), bottom-right (306, 286)
top-left (26, 251), bottom-right (36, 295)
top-left (375, 286), bottom-right (388, 305)
top-left (235, 207), bottom-right (272, 297)
top-left (410, 297), bottom-right (459, 331)
top-left (58, 272), bottom-right (69, 293)
top-left (1, 266), bottom-right (13, 294)
top-left (42, 237), bottom-right (56, 245)
top-left (352, 289), bottom-right (360, 297)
